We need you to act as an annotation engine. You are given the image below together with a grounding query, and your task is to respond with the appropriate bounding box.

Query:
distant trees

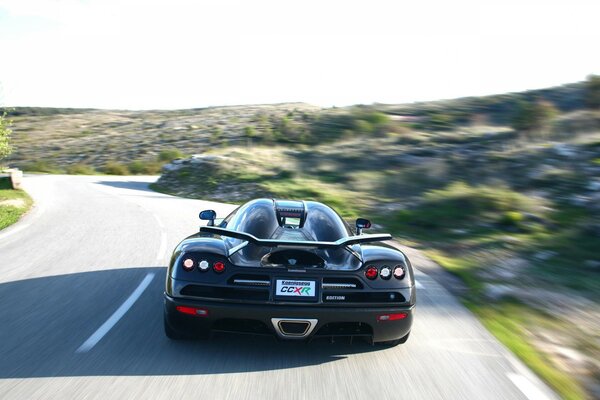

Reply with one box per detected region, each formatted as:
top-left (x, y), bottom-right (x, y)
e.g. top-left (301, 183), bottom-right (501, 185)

top-left (0, 110), bottom-right (13, 165)
top-left (511, 100), bottom-right (558, 138)
top-left (584, 74), bottom-right (600, 109)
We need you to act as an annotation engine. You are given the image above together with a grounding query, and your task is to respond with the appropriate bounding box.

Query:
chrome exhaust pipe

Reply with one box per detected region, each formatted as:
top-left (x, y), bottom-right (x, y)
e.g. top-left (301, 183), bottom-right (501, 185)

top-left (271, 318), bottom-right (318, 339)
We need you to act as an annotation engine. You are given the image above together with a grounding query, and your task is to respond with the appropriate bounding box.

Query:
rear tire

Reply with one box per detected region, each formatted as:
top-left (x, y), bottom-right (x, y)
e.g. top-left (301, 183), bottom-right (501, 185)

top-left (376, 331), bottom-right (410, 347)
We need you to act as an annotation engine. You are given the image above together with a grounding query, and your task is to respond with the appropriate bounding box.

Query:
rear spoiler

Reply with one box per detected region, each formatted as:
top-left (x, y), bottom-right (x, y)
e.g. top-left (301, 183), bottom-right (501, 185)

top-left (199, 226), bottom-right (391, 256)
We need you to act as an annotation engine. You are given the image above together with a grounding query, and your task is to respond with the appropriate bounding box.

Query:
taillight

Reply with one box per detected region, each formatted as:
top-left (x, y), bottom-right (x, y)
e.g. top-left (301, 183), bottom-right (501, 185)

top-left (365, 266), bottom-right (378, 280)
top-left (213, 261), bottom-right (225, 273)
top-left (176, 306), bottom-right (209, 317)
top-left (393, 265), bottom-right (405, 279)
top-left (380, 266), bottom-right (392, 279)
top-left (377, 312), bottom-right (407, 321)
top-left (198, 260), bottom-right (210, 271)
top-left (182, 258), bottom-right (195, 271)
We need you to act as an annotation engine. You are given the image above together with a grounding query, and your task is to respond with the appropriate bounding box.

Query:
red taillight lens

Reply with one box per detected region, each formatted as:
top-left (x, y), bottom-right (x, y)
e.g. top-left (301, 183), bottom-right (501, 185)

top-left (213, 261), bottom-right (225, 273)
top-left (365, 266), bottom-right (378, 280)
top-left (393, 265), bottom-right (405, 279)
top-left (377, 312), bottom-right (407, 321)
top-left (176, 306), bottom-right (209, 316)
top-left (182, 258), bottom-right (195, 271)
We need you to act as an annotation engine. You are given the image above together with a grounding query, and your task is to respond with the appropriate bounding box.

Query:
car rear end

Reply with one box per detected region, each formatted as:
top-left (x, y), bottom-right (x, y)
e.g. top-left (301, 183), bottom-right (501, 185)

top-left (164, 246), bottom-right (415, 344)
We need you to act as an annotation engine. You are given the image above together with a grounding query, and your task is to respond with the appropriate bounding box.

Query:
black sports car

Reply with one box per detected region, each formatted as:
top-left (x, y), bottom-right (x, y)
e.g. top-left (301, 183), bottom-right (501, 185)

top-left (164, 199), bottom-right (416, 346)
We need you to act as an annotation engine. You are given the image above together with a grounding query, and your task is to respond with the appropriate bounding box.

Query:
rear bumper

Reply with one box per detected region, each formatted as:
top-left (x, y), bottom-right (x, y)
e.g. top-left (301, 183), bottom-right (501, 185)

top-left (164, 294), bottom-right (414, 343)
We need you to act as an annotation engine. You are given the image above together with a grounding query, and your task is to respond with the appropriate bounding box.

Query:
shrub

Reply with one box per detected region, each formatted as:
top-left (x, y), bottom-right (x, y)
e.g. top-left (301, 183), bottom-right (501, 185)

top-left (498, 211), bottom-right (525, 228)
top-left (397, 182), bottom-right (540, 229)
top-left (0, 110), bottom-right (13, 164)
top-left (103, 161), bottom-right (130, 175)
top-left (511, 100), bottom-right (558, 137)
top-left (22, 160), bottom-right (62, 173)
top-left (66, 163), bottom-right (96, 175)
top-left (158, 148), bottom-right (184, 162)
top-left (584, 74), bottom-right (600, 109)
top-left (128, 160), bottom-right (163, 175)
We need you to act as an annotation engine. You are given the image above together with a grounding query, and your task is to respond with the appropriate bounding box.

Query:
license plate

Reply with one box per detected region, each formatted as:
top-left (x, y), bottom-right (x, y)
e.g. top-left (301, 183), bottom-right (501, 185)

top-left (275, 279), bottom-right (316, 297)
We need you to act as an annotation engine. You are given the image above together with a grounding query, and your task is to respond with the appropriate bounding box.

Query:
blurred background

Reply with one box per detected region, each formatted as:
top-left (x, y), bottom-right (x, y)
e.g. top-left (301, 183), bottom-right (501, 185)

top-left (1, 1), bottom-right (599, 399)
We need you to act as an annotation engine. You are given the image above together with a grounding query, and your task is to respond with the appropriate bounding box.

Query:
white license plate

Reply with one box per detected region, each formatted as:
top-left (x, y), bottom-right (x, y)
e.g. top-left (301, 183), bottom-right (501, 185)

top-left (275, 279), bottom-right (316, 297)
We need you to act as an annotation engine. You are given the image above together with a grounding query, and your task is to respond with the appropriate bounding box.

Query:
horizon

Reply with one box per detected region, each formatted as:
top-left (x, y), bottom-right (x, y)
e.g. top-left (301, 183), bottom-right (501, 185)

top-left (2, 77), bottom-right (592, 112)
top-left (1, 0), bottom-right (599, 110)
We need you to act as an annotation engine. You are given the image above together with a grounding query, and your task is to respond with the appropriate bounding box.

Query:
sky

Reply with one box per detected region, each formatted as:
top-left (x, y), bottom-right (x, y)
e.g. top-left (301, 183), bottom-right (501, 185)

top-left (0, 0), bottom-right (599, 109)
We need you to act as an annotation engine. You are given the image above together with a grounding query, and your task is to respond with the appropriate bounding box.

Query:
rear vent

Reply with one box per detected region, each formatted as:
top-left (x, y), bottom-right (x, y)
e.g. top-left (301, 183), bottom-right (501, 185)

top-left (212, 319), bottom-right (271, 335)
top-left (261, 249), bottom-right (325, 268)
top-left (322, 277), bottom-right (363, 290)
top-left (314, 322), bottom-right (373, 337)
top-left (229, 274), bottom-right (271, 287)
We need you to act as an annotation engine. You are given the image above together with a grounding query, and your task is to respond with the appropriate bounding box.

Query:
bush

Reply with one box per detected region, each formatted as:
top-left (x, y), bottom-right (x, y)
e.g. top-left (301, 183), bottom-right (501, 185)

top-left (22, 160), bottom-right (62, 173)
top-left (65, 163), bottom-right (96, 175)
top-left (498, 211), bottom-right (525, 228)
top-left (397, 182), bottom-right (540, 229)
top-left (584, 74), bottom-right (600, 109)
top-left (103, 161), bottom-right (130, 175)
top-left (0, 110), bottom-right (13, 164)
top-left (128, 160), bottom-right (163, 175)
top-left (158, 148), bottom-right (184, 162)
top-left (511, 100), bottom-right (557, 136)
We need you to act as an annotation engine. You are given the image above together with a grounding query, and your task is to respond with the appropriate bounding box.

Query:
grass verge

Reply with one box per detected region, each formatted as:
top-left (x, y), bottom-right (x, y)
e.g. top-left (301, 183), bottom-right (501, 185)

top-left (0, 177), bottom-right (33, 231)
top-left (430, 252), bottom-right (587, 400)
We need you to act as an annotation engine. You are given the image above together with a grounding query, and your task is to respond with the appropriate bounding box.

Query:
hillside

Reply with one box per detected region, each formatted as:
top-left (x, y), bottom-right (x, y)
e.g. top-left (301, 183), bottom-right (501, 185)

top-left (3, 78), bottom-right (600, 399)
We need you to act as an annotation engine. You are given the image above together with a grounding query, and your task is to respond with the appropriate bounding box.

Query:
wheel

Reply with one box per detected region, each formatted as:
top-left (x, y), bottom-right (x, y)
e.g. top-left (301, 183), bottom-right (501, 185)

top-left (376, 331), bottom-right (410, 347)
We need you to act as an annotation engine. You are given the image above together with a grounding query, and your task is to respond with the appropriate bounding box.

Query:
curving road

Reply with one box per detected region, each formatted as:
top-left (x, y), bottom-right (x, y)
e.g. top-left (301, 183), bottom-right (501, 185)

top-left (0, 175), bottom-right (558, 399)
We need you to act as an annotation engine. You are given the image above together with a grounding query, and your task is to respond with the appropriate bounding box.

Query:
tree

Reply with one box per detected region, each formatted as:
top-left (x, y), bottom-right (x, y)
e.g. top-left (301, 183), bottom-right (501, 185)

top-left (0, 110), bottom-right (13, 165)
top-left (584, 74), bottom-right (600, 109)
top-left (511, 100), bottom-right (557, 138)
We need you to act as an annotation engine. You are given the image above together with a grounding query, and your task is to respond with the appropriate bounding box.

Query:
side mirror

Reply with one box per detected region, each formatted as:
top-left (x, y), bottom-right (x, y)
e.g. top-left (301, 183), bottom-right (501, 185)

top-left (199, 209), bottom-right (217, 226)
top-left (356, 218), bottom-right (371, 235)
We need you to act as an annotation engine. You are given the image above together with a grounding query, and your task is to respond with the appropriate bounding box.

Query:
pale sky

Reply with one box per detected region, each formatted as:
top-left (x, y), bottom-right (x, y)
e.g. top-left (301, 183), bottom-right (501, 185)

top-left (0, 0), bottom-right (599, 109)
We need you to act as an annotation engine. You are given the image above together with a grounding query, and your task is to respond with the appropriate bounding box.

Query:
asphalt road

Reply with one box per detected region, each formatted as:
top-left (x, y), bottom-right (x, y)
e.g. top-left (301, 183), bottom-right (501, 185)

top-left (0, 175), bottom-right (558, 400)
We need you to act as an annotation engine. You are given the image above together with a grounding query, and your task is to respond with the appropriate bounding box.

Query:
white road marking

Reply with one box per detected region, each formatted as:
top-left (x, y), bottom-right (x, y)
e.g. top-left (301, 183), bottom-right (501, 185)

top-left (508, 373), bottom-right (552, 400)
top-left (152, 214), bottom-right (168, 263)
top-left (157, 232), bottom-right (168, 264)
top-left (76, 273), bottom-right (155, 353)
top-left (153, 213), bottom-right (165, 229)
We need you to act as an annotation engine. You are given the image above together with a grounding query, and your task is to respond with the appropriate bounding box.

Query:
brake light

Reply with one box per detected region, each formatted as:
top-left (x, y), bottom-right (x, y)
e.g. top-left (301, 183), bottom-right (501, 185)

top-left (213, 261), bottom-right (225, 273)
top-left (182, 258), bottom-right (195, 271)
top-left (176, 306), bottom-right (209, 316)
top-left (365, 266), bottom-right (378, 280)
top-left (377, 312), bottom-right (407, 321)
top-left (393, 265), bottom-right (405, 279)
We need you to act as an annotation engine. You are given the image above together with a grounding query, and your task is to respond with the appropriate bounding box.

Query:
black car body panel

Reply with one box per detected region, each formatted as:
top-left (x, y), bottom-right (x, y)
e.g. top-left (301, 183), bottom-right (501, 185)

top-left (164, 199), bottom-right (416, 344)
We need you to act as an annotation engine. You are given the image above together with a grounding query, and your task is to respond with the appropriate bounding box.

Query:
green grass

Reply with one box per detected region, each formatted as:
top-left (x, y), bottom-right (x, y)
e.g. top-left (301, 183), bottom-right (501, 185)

top-left (65, 163), bottom-right (97, 175)
top-left (428, 250), bottom-right (586, 400)
top-left (21, 160), bottom-right (63, 174)
top-left (471, 301), bottom-right (586, 400)
top-left (0, 177), bottom-right (33, 230)
top-left (394, 181), bottom-right (543, 229)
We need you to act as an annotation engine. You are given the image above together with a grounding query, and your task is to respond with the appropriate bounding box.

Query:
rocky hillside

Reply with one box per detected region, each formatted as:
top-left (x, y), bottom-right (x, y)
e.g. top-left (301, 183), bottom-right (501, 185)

top-left (5, 103), bottom-right (321, 173)
top-left (3, 78), bottom-right (600, 398)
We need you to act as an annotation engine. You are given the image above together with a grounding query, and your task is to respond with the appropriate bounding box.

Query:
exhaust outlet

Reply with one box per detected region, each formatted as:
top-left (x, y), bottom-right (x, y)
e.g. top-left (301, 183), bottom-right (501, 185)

top-left (271, 318), bottom-right (318, 339)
